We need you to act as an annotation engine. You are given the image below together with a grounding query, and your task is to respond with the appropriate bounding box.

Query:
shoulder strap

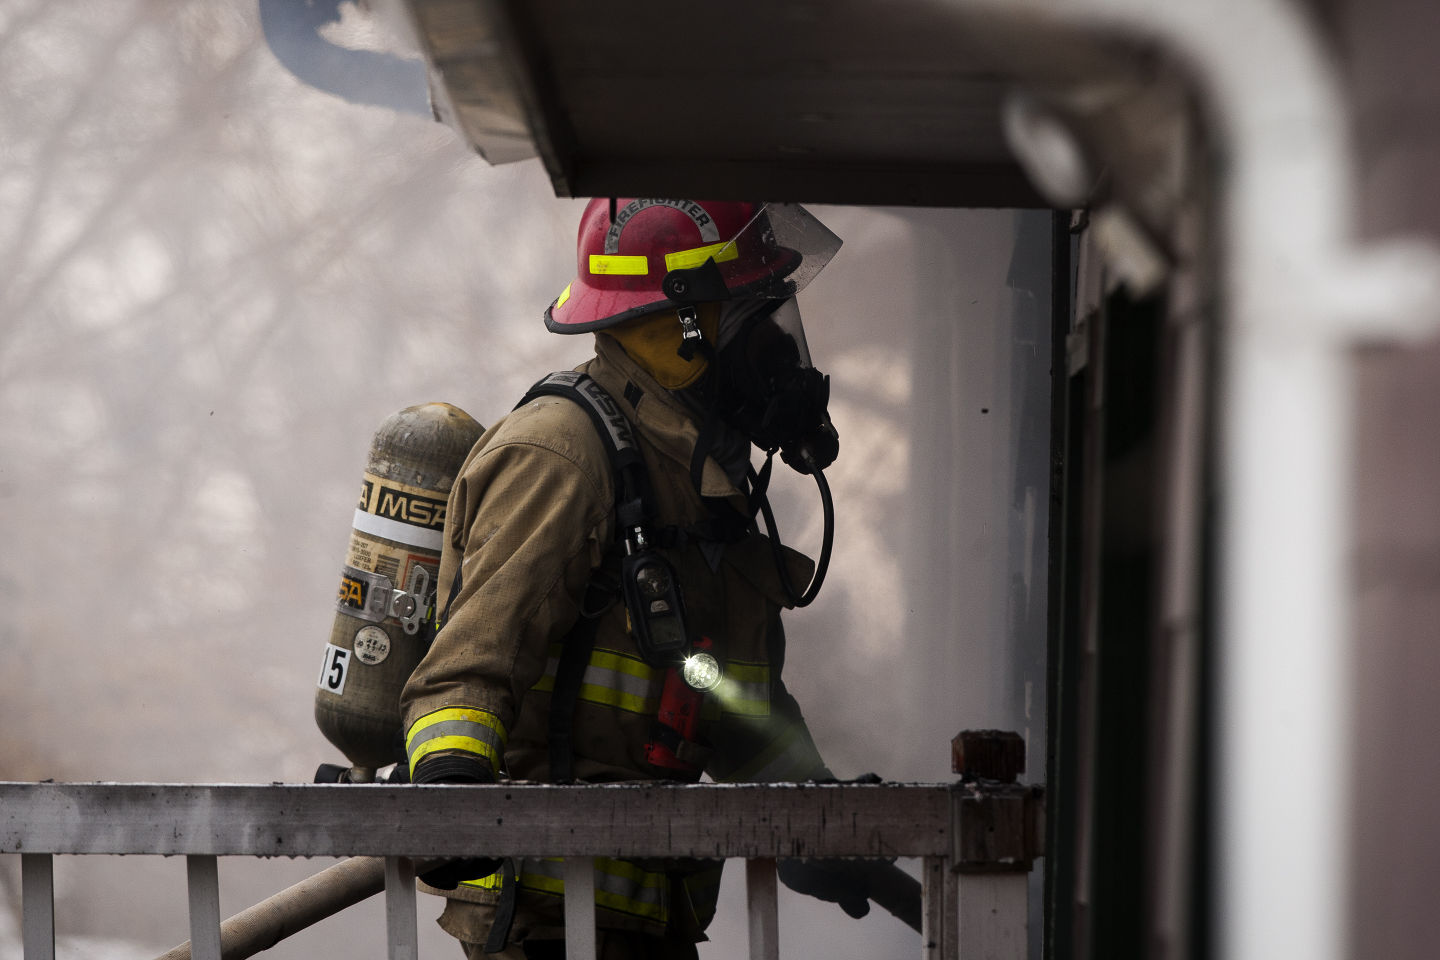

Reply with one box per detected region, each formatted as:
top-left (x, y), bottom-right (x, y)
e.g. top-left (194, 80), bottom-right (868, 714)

top-left (518, 371), bottom-right (652, 532)
top-left (516, 372), bottom-right (652, 782)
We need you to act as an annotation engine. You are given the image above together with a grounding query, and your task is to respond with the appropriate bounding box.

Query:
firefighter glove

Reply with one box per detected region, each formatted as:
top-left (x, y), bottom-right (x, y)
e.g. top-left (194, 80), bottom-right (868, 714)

top-left (778, 772), bottom-right (892, 918)
top-left (776, 858), bottom-right (874, 919)
top-left (412, 755), bottom-right (502, 889)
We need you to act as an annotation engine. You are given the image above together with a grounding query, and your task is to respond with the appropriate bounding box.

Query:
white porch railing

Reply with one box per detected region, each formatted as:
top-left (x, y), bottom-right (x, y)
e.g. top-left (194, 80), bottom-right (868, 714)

top-left (0, 779), bottom-right (1041, 960)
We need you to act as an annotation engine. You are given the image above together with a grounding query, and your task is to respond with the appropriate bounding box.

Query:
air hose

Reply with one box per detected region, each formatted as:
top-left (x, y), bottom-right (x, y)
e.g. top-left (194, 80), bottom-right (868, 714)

top-left (755, 453), bottom-right (835, 608)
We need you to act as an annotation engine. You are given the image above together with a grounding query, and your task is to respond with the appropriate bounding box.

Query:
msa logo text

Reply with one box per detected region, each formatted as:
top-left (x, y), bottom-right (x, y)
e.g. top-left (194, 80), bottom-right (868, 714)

top-left (338, 573), bottom-right (367, 610)
top-left (582, 380), bottom-right (636, 449)
top-left (359, 481), bottom-right (447, 531)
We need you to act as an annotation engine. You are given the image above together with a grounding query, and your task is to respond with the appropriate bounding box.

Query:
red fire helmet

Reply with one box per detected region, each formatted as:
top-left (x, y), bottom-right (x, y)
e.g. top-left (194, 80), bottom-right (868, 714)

top-left (545, 199), bottom-right (842, 334)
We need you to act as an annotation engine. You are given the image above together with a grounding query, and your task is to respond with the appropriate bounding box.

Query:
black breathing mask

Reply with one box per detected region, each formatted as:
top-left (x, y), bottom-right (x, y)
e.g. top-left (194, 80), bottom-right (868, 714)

top-left (714, 299), bottom-right (839, 475)
top-left (681, 297), bottom-right (836, 608)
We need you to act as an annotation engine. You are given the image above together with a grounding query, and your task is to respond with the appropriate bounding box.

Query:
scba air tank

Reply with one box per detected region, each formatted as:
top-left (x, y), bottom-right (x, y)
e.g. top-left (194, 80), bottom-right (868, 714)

top-left (315, 402), bottom-right (484, 774)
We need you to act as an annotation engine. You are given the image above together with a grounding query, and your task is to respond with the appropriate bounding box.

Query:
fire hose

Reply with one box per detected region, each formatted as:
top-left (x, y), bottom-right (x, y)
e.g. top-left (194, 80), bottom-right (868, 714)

top-left (154, 856), bottom-right (393, 960)
top-left (154, 857), bottom-right (922, 959)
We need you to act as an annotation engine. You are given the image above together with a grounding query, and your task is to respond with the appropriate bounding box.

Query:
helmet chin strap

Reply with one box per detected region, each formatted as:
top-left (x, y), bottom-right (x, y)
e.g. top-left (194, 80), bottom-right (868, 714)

top-left (676, 306), bottom-right (723, 495)
top-left (676, 305), bottom-right (708, 363)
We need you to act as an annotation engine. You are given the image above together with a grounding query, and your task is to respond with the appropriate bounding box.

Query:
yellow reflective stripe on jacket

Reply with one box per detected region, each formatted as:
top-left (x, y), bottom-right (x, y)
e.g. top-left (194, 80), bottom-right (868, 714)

top-left (531, 645), bottom-right (660, 715)
top-left (718, 660), bottom-right (771, 718)
top-left (405, 706), bottom-right (507, 774)
top-left (463, 857), bottom-right (669, 923)
top-left (465, 870), bottom-right (504, 891)
top-left (717, 723), bottom-right (826, 783)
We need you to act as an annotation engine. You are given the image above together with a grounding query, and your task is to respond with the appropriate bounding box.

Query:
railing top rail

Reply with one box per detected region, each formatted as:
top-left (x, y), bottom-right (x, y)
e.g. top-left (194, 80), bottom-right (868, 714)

top-left (0, 781), bottom-right (963, 860)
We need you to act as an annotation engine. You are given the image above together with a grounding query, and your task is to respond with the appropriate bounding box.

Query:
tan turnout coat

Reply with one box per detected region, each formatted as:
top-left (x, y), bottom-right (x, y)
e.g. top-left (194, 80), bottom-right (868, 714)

top-left (400, 335), bottom-right (830, 946)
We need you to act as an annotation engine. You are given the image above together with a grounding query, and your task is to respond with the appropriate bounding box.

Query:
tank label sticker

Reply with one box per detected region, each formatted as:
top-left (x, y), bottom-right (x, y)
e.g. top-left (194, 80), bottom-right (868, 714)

top-left (337, 564), bottom-right (392, 622)
top-left (358, 473), bottom-right (448, 532)
top-left (318, 643), bottom-right (351, 695)
top-left (353, 625), bottom-right (391, 665)
top-left (351, 509), bottom-right (443, 551)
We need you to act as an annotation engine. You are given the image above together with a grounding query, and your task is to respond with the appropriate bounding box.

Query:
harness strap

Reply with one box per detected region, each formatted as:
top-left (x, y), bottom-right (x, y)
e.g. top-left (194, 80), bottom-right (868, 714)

top-left (435, 374), bottom-right (664, 948)
top-left (516, 373), bottom-right (648, 784)
top-left (482, 858), bottom-right (519, 953)
top-left (438, 559), bottom-right (463, 633)
top-left (519, 372), bottom-right (650, 531)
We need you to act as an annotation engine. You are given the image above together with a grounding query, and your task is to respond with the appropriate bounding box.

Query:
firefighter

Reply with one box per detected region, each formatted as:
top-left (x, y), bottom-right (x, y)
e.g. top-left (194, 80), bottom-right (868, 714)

top-left (400, 199), bottom-right (906, 959)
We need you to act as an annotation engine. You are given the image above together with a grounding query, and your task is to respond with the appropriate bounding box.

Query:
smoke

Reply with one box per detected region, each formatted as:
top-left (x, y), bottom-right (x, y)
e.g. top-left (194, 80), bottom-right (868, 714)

top-left (0, 1), bottom-right (1050, 956)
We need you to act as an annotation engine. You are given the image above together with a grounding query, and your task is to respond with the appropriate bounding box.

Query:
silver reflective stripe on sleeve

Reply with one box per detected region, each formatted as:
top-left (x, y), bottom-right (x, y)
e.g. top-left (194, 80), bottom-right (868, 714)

top-left (405, 707), bottom-right (507, 773)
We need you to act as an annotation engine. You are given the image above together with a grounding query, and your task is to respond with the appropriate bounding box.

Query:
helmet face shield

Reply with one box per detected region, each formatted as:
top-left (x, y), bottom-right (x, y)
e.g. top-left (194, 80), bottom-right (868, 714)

top-left (673, 203), bottom-right (843, 303)
top-left (764, 297), bottom-right (814, 367)
top-left (714, 298), bottom-right (838, 473)
top-left (546, 199), bottom-right (842, 334)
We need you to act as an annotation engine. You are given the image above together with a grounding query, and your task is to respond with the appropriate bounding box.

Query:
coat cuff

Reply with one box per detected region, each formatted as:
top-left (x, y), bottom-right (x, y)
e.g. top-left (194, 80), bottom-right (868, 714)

top-left (412, 753), bottom-right (496, 784)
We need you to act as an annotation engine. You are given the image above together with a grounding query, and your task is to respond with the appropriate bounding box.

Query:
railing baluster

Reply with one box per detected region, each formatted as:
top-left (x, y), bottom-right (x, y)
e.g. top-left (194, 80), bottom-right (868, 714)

top-left (384, 856), bottom-right (419, 960)
top-left (922, 856), bottom-right (958, 960)
top-left (564, 856), bottom-right (597, 960)
top-left (186, 855), bottom-right (222, 960)
top-left (958, 873), bottom-right (1027, 960)
top-left (1, 781), bottom-right (987, 958)
top-left (21, 854), bottom-right (56, 960)
top-left (745, 857), bottom-right (779, 960)
top-left (943, 861), bottom-right (959, 960)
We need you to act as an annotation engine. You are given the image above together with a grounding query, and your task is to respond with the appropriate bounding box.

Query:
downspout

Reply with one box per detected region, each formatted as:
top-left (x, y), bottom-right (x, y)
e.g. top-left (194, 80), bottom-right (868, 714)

top-left (966, 0), bottom-right (1440, 958)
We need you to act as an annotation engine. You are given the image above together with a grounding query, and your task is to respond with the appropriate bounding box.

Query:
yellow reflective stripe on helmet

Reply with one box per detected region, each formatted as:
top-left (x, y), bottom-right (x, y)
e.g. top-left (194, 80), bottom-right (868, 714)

top-left (664, 240), bottom-right (740, 272)
top-left (589, 254), bottom-right (649, 276)
top-left (531, 646), bottom-right (660, 715)
top-left (405, 707), bottom-right (506, 774)
top-left (556, 283), bottom-right (572, 307)
top-left (465, 857), bottom-right (668, 923)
